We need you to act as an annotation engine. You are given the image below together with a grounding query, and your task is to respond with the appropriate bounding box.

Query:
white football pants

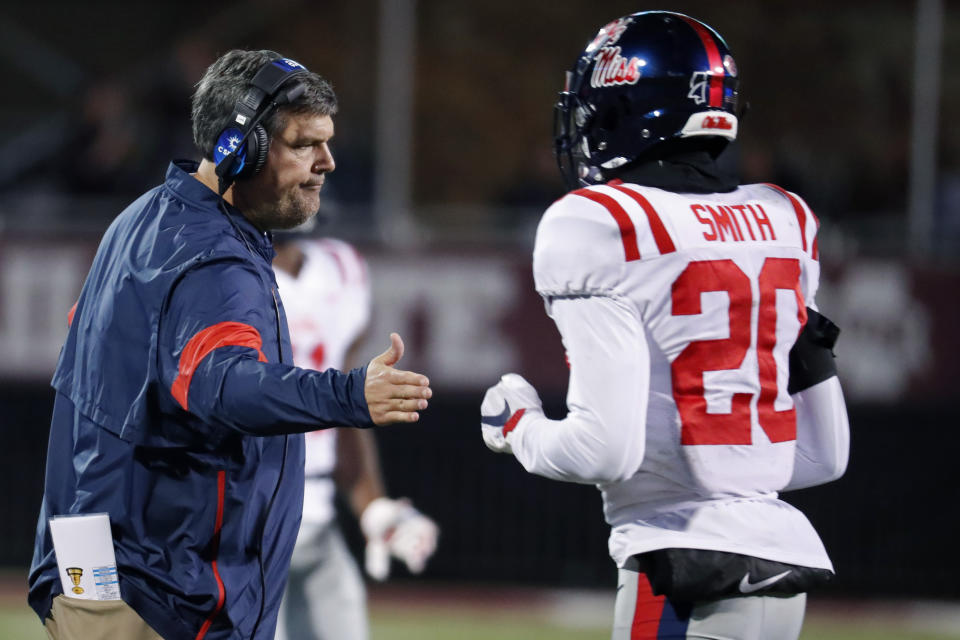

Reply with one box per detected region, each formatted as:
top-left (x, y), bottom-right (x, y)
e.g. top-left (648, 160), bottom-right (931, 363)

top-left (275, 521), bottom-right (368, 640)
top-left (611, 565), bottom-right (806, 640)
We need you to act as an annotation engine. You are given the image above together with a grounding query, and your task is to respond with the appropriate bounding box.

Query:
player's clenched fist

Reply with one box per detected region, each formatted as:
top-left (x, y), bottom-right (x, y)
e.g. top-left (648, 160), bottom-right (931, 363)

top-left (365, 333), bottom-right (432, 425)
top-left (480, 373), bottom-right (543, 453)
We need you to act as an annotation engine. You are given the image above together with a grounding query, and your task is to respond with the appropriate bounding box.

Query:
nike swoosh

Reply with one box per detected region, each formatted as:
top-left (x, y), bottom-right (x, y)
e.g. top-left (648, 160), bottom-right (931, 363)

top-left (481, 401), bottom-right (511, 427)
top-left (738, 570), bottom-right (792, 594)
top-left (616, 584), bottom-right (625, 592)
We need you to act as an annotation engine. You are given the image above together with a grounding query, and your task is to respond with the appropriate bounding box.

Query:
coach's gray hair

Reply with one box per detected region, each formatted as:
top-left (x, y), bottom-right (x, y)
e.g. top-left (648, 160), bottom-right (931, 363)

top-left (191, 49), bottom-right (338, 161)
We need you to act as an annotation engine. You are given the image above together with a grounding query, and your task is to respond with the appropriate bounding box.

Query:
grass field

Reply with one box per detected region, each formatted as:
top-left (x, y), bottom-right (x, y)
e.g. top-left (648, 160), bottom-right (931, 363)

top-left (369, 605), bottom-right (960, 640)
top-left (3, 581), bottom-right (959, 639)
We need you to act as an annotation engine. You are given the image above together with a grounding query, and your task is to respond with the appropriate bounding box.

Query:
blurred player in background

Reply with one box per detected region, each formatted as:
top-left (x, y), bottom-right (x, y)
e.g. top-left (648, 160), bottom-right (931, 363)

top-left (272, 231), bottom-right (438, 640)
top-left (481, 12), bottom-right (849, 640)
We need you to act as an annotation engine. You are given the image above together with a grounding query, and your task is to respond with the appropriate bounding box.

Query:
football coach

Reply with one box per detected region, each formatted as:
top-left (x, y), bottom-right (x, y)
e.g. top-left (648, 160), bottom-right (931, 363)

top-left (28, 49), bottom-right (432, 640)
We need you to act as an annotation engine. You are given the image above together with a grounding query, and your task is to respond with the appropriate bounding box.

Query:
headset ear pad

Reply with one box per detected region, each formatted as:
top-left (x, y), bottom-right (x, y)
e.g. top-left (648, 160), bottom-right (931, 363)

top-left (245, 124), bottom-right (270, 178)
top-left (214, 124), bottom-right (270, 183)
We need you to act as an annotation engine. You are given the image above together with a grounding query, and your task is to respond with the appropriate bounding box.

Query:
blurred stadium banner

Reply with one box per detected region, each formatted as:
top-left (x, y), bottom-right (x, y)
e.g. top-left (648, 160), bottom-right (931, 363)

top-left (2, 236), bottom-right (959, 404)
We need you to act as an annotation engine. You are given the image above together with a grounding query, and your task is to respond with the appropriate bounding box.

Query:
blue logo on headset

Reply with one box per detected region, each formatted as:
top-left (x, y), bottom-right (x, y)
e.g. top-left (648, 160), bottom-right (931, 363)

top-left (214, 127), bottom-right (247, 172)
top-left (273, 58), bottom-right (306, 72)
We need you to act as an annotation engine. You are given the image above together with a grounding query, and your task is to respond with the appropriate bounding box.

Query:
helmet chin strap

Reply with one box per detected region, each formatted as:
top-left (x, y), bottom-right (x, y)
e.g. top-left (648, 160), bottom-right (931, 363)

top-left (577, 162), bottom-right (605, 186)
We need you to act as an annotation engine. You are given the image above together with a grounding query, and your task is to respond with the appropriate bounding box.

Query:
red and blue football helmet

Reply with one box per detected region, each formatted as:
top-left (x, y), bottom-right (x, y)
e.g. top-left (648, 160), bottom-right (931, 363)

top-left (554, 11), bottom-right (741, 188)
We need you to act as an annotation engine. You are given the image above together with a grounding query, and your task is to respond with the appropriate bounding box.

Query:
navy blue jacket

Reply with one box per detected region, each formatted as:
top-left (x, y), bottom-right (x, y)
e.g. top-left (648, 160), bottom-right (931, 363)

top-left (29, 161), bottom-right (373, 639)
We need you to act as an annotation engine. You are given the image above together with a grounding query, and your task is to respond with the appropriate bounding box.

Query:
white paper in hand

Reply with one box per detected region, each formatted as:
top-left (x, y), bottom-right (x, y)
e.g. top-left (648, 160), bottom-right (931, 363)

top-left (49, 513), bottom-right (121, 601)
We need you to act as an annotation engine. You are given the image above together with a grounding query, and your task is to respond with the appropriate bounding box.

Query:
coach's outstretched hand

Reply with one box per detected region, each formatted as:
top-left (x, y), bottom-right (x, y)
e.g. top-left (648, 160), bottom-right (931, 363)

top-left (365, 333), bottom-right (431, 425)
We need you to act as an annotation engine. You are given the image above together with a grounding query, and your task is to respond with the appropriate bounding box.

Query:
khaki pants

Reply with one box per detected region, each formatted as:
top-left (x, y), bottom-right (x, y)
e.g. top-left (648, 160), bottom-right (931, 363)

top-left (45, 595), bottom-right (164, 640)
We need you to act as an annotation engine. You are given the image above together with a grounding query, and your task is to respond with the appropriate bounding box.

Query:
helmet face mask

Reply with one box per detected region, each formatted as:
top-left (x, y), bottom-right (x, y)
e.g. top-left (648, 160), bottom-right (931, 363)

top-left (553, 88), bottom-right (604, 186)
top-left (554, 11), bottom-right (741, 190)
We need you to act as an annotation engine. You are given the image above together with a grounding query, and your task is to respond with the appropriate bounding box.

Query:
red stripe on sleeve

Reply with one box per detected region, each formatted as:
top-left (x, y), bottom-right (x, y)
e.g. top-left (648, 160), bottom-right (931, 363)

top-left (171, 321), bottom-right (269, 411)
top-left (631, 573), bottom-right (666, 639)
top-left (194, 470), bottom-right (227, 640)
top-left (763, 183), bottom-right (809, 254)
top-left (680, 16), bottom-right (724, 107)
top-left (573, 188), bottom-right (641, 261)
top-left (67, 301), bottom-right (78, 328)
top-left (610, 185), bottom-right (677, 255)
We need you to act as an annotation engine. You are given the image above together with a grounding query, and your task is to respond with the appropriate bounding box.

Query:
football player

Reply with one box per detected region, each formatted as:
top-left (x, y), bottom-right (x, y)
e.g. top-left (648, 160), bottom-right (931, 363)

top-left (273, 234), bottom-right (439, 640)
top-left (481, 11), bottom-right (849, 640)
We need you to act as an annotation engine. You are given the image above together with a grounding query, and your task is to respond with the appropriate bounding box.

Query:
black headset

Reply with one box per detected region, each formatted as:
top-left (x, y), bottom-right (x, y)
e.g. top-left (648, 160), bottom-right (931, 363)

top-left (213, 56), bottom-right (309, 194)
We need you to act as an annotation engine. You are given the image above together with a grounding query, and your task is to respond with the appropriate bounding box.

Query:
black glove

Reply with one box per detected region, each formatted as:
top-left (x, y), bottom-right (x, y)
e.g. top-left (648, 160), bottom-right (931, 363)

top-left (788, 308), bottom-right (840, 394)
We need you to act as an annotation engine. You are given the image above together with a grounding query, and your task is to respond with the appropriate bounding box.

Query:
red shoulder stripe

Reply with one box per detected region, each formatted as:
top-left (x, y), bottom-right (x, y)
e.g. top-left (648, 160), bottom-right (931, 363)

top-left (763, 183), bottom-right (809, 254)
top-left (609, 185), bottom-right (677, 255)
top-left (572, 188), bottom-right (641, 261)
top-left (171, 321), bottom-right (268, 411)
top-left (810, 210), bottom-right (820, 260)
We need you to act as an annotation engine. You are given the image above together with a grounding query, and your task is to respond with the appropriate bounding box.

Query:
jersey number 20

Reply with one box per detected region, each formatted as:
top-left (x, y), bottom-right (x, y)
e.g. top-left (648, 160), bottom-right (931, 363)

top-left (671, 258), bottom-right (806, 446)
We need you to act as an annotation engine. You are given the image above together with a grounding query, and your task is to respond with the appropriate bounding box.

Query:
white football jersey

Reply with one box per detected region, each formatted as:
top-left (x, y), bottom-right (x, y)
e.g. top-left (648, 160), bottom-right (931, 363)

top-left (514, 180), bottom-right (836, 570)
top-left (275, 238), bottom-right (371, 526)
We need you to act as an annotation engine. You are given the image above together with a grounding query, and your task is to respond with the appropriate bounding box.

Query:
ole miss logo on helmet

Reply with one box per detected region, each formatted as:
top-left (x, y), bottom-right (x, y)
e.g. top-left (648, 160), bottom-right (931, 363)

top-left (591, 47), bottom-right (644, 88)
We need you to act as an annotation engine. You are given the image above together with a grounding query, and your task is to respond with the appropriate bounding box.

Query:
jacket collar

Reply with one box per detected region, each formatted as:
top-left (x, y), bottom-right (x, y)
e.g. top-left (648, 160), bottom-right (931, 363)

top-left (164, 160), bottom-right (275, 261)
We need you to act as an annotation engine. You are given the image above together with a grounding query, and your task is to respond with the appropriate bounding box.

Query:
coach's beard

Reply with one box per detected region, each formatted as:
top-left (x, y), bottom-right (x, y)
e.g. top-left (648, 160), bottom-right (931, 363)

top-left (242, 186), bottom-right (321, 232)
